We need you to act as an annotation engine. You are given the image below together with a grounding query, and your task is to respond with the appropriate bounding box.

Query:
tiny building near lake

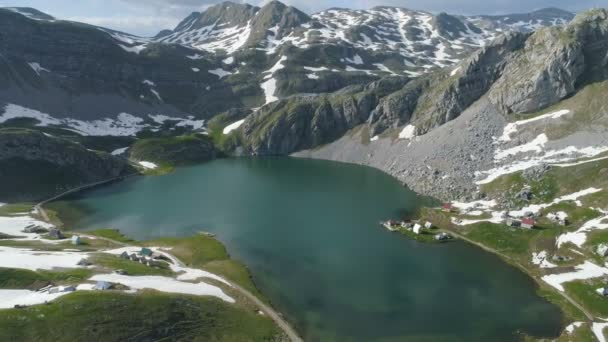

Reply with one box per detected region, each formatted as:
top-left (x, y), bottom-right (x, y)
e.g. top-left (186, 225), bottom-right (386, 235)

top-left (521, 218), bottom-right (535, 229)
top-left (140, 247), bottom-right (153, 257)
top-left (94, 281), bottom-right (112, 291)
top-left (71, 235), bottom-right (81, 245)
top-left (597, 244), bottom-right (608, 257)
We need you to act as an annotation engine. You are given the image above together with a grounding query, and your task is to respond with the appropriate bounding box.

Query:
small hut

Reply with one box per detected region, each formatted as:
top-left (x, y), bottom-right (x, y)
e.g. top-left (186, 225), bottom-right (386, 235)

top-left (48, 228), bottom-right (64, 239)
top-left (521, 218), bottom-right (535, 229)
top-left (597, 244), bottom-right (608, 257)
top-left (140, 248), bottom-right (153, 257)
top-left (94, 281), bottom-right (112, 291)
top-left (77, 258), bottom-right (92, 266)
top-left (71, 235), bottom-right (81, 245)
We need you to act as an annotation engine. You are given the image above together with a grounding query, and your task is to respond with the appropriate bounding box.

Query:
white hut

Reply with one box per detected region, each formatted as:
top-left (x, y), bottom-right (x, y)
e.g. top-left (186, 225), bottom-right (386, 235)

top-left (597, 244), bottom-right (608, 257)
top-left (413, 224), bottom-right (422, 235)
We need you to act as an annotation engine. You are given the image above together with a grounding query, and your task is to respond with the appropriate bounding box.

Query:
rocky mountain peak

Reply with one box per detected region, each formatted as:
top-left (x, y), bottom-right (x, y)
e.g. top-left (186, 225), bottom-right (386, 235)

top-left (431, 12), bottom-right (471, 39)
top-left (246, 0), bottom-right (311, 47)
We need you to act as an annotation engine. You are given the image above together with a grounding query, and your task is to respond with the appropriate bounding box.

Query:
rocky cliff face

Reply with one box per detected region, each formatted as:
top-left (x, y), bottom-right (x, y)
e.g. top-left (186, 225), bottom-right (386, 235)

top-left (242, 77), bottom-right (408, 154)
top-left (242, 9), bottom-right (608, 200)
top-left (0, 128), bottom-right (134, 201)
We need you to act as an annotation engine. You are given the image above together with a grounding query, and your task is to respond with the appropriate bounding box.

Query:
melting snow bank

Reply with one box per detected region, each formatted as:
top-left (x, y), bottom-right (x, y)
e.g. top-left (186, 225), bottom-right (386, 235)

top-left (0, 289), bottom-right (71, 309)
top-left (531, 250), bottom-right (557, 268)
top-left (111, 147), bottom-right (129, 156)
top-left (223, 119), bottom-right (245, 134)
top-left (0, 104), bottom-right (206, 136)
top-left (451, 188), bottom-right (601, 226)
top-left (208, 68), bottom-right (233, 79)
top-left (542, 261), bottom-right (608, 292)
top-left (398, 125), bottom-right (416, 140)
top-left (557, 209), bottom-right (608, 248)
top-left (593, 322), bottom-right (608, 342)
top-left (89, 274), bottom-right (235, 303)
top-left (565, 322), bottom-right (584, 334)
top-left (476, 145), bottom-right (608, 185)
top-left (138, 161), bottom-right (158, 170)
top-left (0, 246), bottom-right (86, 271)
top-left (497, 110), bottom-right (571, 142)
top-left (261, 56), bottom-right (287, 105)
top-left (0, 215), bottom-right (56, 242)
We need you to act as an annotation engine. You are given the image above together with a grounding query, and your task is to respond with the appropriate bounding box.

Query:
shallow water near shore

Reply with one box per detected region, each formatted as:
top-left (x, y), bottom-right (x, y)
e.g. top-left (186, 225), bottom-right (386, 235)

top-left (61, 157), bottom-right (563, 341)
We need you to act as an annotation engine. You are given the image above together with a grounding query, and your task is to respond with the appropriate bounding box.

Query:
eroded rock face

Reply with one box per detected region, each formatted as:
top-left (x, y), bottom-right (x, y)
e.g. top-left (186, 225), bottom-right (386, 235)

top-left (0, 128), bottom-right (133, 201)
top-left (241, 78), bottom-right (408, 155)
top-left (487, 28), bottom-right (584, 114)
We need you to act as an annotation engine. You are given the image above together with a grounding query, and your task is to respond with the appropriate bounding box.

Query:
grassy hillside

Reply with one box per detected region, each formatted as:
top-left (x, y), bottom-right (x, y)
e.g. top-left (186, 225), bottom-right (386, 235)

top-left (0, 291), bottom-right (280, 342)
top-left (129, 134), bottom-right (217, 171)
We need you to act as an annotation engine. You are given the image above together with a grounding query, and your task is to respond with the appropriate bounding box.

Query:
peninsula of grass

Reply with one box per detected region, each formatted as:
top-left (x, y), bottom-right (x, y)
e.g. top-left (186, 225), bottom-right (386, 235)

top-left (145, 235), bottom-right (267, 302)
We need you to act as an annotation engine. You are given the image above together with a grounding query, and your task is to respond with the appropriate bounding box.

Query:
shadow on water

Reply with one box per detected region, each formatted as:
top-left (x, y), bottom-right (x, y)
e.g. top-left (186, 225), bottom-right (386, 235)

top-left (57, 157), bottom-right (563, 341)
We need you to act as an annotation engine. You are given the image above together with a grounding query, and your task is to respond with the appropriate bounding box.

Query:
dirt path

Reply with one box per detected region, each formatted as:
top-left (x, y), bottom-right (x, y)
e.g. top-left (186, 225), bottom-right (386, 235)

top-left (61, 230), bottom-right (303, 342)
top-left (447, 229), bottom-right (596, 322)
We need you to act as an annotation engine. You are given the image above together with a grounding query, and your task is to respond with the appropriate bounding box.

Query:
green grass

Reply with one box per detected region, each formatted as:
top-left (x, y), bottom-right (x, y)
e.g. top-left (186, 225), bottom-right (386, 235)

top-left (482, 154), bottom-right (608, 208)
top-left (0, 268), bottom-right (93, 289)
top-left (0, 291), bottom-right (281, 342)
top-left (129, 134), bottom-right (216, 170)
top-left (564, 279), bottom-right (608, 318)
top-left (463, 222), bottom-right (538, 258)
top-left (90, 254), bottom-right (174, 277)
top-left (84, 229), bottom-right (136, 244)
top-left (0, 203), bottom-right (34, 216)
top-left (481, 172), bottom-right (559, 207)
top-left (145, 235), bottom-right (265, 300)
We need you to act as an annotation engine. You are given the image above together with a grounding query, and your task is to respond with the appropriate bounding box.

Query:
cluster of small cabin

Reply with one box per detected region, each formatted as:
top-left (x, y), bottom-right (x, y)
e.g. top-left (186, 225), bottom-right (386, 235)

top-left (22, 225), bottom-right (83, 245)
top-left (382, 220), bottom-right (452, 241)
top-left (383, 220), bottom-right (433, 234)
top-left (443, 202), bottom-right (570, 230)
top-left (119, 247), bottom-right (166, 267)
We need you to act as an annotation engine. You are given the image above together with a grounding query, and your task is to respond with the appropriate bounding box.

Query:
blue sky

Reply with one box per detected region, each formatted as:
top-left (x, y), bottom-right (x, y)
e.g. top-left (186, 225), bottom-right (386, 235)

top-left (0, 0), bottom-right (606, 36)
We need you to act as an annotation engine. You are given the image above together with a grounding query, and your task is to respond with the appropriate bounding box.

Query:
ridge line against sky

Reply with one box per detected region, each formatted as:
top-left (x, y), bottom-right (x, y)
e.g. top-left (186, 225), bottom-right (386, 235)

top-left (0, 0), bottom-right (606, 36)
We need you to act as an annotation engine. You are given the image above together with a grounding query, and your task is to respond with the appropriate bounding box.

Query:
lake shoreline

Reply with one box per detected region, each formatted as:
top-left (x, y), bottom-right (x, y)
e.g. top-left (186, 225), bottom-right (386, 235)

top-left (41, 157), bottom-right (568, 340)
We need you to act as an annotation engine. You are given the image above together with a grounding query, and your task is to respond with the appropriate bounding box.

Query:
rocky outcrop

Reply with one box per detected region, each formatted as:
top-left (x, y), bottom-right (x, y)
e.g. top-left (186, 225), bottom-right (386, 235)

top-left (487, 28), bottom-right (584, 114)
top-left (242, 77), bottom-right (408, 154)
top-left (129, 135), bottom-right (217, 166)
top-left (0, 128), bottom-right (133, 201)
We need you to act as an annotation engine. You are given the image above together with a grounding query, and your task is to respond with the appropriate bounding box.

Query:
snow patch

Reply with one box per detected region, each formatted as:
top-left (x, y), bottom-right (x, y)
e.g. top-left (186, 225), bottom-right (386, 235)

top-left (138, 161), bottom-right (158, 170)
top-left (208, 68), bottom-right (232, 79)
top-left (111, 147), bottom-right (129, 156)
top-left (0, 289), bottom-right (71, 309)
top-left (89, 273), bottom-right (234, 303)
top-left (222, 119), bottom-right (245, 135)
top-left (498, 110), bottom-right (570, 143)
top-left (398, 125), bottom-right (416, 140)
top-left (542, 261), bottom-right (608, 291)
top-left (28, 62), bottom-right (50, 76)
top-left (531, 250), bottom-right (557, 268)
top-left (0, 246), bottom-right (87, 271)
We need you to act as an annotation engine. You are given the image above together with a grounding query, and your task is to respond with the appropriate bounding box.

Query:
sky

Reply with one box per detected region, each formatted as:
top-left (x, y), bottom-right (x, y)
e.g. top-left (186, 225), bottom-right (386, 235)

top-left (0, 0), bottom-right (606, 36)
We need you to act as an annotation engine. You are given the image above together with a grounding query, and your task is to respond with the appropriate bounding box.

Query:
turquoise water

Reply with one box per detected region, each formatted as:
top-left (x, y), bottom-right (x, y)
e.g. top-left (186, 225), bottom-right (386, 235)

top-left (65, 158), bottom-right (563, 341)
